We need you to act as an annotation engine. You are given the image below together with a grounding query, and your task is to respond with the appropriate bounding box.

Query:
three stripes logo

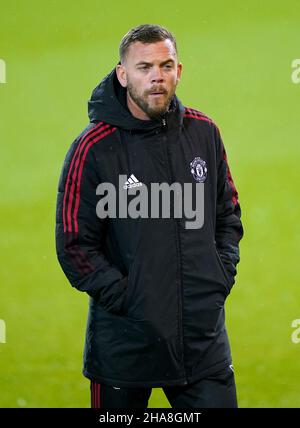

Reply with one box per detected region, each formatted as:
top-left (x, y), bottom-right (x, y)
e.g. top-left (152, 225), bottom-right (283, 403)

top-left (123, 174), bottom-right (142, 190)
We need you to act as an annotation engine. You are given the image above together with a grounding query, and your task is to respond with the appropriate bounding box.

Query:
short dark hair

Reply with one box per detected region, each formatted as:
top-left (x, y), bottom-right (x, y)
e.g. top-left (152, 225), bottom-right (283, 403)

top-left (119, 24), bottom-right (178, 62)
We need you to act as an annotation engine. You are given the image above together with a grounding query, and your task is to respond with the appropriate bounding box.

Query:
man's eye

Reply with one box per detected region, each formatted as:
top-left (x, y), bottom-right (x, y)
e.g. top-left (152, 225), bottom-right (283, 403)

top-left (139, 66), bottom-right (150, 70)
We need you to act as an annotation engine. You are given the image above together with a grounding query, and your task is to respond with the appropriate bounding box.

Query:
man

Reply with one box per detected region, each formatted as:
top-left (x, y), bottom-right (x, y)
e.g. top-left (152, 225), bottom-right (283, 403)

top-left (55, 24), bottom-right (244, 408)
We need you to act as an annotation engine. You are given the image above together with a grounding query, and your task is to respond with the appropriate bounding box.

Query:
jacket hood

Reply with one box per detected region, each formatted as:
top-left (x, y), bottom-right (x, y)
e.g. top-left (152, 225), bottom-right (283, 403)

top-left (88, 67), bottom-right (184, 132)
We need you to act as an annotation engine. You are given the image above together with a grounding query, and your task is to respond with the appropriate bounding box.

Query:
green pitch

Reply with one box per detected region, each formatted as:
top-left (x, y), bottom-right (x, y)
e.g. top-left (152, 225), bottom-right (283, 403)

top-left (0, 0), bottom-right (299, 408)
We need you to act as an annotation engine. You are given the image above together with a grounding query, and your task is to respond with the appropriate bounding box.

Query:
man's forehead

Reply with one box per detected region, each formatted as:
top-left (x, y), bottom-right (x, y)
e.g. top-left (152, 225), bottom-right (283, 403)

top-left (126, 40), bottom-right (177, 64)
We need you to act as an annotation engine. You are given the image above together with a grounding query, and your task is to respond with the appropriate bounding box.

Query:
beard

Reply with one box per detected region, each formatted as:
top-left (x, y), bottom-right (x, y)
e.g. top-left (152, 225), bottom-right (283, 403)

top-left (126, 80), bottom-right (177, 120)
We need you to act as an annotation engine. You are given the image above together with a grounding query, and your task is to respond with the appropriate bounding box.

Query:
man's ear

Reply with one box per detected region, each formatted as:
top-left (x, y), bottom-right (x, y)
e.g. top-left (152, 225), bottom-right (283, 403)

top-left (176, 62), bottom-right (183, 84)
top-left (116, 63), bottom-right (127, 88)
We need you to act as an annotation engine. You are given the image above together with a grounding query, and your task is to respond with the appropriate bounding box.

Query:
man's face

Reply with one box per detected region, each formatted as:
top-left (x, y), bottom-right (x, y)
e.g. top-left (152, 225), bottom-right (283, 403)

top-left (117, 39), bottom-right (182, 120)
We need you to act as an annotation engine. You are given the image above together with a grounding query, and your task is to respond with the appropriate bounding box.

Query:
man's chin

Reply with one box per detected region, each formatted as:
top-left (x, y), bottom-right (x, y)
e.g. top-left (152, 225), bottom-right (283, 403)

top-left (147, 108), bottom-right (168, 120)
top-left (146, 102), bottom-right (171, 119)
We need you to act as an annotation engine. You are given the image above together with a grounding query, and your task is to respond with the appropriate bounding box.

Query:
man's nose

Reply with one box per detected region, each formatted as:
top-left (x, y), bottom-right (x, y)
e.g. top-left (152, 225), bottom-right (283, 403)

top-left (150, 66), bottom-right (164, 83)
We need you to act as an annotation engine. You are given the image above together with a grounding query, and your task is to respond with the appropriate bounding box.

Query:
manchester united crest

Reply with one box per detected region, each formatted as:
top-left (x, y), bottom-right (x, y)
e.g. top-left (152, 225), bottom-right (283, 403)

top-left (190, 157), bottom-right (208, 183)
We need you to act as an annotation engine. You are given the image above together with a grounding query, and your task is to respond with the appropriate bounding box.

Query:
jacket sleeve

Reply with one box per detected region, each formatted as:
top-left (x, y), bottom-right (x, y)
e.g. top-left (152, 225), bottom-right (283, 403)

top-left (55, 132), bottom-right (128, 314)
top-left (214, 125), bottom-right (244, 287)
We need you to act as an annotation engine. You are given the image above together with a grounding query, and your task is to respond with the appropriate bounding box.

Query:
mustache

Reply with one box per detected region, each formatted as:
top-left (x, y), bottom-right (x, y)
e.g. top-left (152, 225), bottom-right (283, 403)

top-left (146, 87), bottom-right (168, 95)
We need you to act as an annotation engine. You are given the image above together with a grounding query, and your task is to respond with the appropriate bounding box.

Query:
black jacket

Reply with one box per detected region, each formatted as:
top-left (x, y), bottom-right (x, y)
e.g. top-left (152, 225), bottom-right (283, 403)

top-left (55, 68), bottom-right (244, 387)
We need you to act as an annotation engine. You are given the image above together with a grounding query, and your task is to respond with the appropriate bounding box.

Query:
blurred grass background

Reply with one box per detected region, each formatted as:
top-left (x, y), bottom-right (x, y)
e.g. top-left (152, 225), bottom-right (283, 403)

top-left (0, 0), bottom-right (300, 408)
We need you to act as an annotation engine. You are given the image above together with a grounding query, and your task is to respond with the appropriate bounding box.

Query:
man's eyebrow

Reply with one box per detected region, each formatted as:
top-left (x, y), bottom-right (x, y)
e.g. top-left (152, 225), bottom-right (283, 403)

top-left (135, 59), bottom-right (175, 66)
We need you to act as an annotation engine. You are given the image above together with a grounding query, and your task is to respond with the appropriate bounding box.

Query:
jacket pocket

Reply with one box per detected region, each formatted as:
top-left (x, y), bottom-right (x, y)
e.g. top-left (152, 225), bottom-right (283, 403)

top-left (214, 246), bottom-right (233, 295)
top-left (122, 255), bottom-right (138, 316)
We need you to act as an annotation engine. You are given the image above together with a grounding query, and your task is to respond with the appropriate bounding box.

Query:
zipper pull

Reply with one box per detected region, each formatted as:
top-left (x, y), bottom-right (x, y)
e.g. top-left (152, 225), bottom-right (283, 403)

top-left (161, 117), bottom-right (167, 130)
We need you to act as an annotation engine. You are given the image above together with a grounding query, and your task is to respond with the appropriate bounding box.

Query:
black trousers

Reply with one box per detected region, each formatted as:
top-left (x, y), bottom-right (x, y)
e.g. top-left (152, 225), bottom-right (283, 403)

top-left (90, 365), bottom-right (237, 408)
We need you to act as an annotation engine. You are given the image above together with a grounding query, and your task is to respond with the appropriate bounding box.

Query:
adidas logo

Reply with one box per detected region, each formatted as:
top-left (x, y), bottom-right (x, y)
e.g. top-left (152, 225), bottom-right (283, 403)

top-left (123, 174), bottom-right (142, 190)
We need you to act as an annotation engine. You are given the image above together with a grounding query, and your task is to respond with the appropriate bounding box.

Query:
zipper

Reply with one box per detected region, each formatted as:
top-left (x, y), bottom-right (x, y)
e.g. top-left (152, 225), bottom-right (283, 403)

top-left (161, 117), bottom-right (188, 385)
